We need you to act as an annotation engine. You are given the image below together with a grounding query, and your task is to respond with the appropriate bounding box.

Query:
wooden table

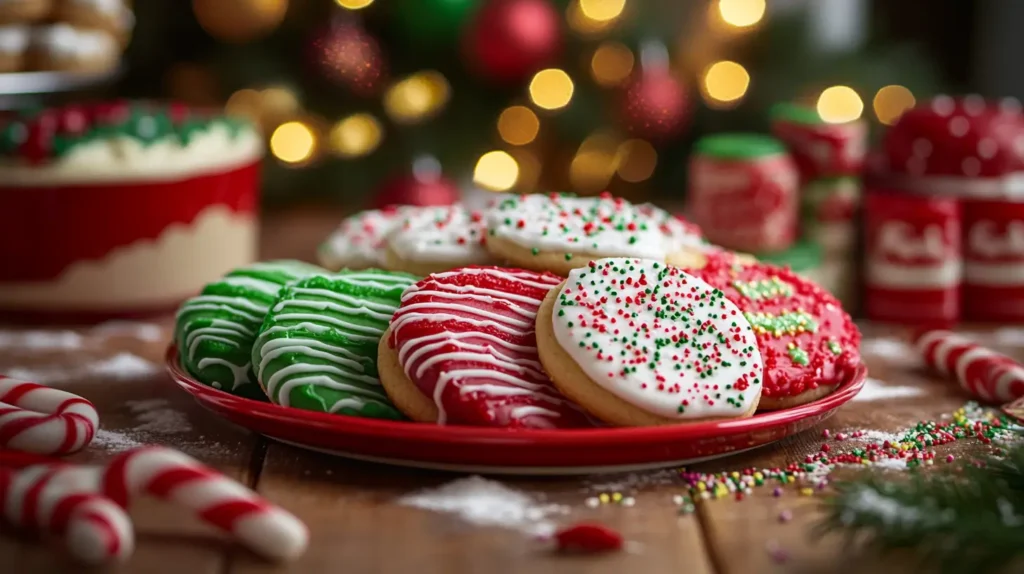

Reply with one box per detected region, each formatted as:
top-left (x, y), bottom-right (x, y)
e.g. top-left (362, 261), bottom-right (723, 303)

top-left (2, 207), bottom-right (1019, 574)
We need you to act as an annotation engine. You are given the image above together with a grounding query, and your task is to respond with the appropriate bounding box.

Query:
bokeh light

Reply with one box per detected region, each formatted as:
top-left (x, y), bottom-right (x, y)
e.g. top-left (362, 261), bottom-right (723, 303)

top-left (702, 61), bottom-right (750, 105)
top-left (497, 106), bottom-right (540, 146)
top-left (570, 132), bottom-right (619, 194)
top-left (329, 113), bottom-right (382, 158)
top-left (567, 0), bottom-right (616, 35)
top-left (817, 86), bottom-right (864, 124)
top-left (590, 42), bottom-right (634, 87)
top-left (225, 89), bottom-right (263, 122)
top-left (474, 151), bottom-right (519, 191)
top-left (270, 121), bottom-right (317, 164)
top-left (529, 69), bottom-right (575, 110)
top-left (383, 71), bottom-right (450, 124)
top-left (873, 85), bottom-right (916, 125)
top-left (578, 0), bottom-right (626, 22)
top-left (335, 0), bottom-right (373, 8)
top-left (717, 0), bottom-right (766, 28)
top-left (616, 139), bottom-right (658, 182)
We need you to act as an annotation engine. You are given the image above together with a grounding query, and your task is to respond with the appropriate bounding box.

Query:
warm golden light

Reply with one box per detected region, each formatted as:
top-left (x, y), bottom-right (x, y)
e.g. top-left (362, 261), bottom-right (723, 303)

top-left (717, 0), bottom-right (766, 28)
top-left (260, 86), bottom-right (300, 118)
top-left (529, 69), bottom-right (574, 111)
top-left (497, 106), bottom-right (540, 146)
top-left (817, 86), bottom-right (864, 124)
top-left (590, 42), bottom-right (634, 87)
top-left (702, 60), bottom-right (750, 104)
top-left (579, 0), bottom-right (626, 22)
top-left (567, 0), bottom-right (615, 35)
top-left (225, 89), bottom-right (263, 121)
top-left (570, 132), bottom-right (619, 194)
top-left (270, 121), bottom-right (316, 164)
top-left (384, 71), bottom-right (450, 124)
top-left (474, 151), bottom-right (520, 191)
top-left (873, 85), bottom-right (916, 126)
top-left (335, 0), bottom-right (374, 9)
top-left (616, 139), bottom-right (658, 182)
top-left (329, 113), bottom-right (382, 158)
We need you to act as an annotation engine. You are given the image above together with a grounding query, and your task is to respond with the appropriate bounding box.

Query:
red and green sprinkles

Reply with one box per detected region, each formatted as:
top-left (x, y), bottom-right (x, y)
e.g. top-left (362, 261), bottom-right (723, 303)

top-left (552, 258), bottom-right (763, 419)
top-left (787, 344), bottom-right (809, 365)
top-left (733, 277), bottom-right (794, 300)
top-left (743, 310), bottom-right (817, 337)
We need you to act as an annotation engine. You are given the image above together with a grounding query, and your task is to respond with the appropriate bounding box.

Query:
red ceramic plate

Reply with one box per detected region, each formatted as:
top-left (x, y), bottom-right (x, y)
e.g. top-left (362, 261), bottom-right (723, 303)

top-left (166, 345), bottom-right (867, 475)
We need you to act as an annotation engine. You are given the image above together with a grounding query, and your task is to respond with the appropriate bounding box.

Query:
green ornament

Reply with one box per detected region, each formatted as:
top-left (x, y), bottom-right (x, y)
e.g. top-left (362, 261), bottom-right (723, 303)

top-left (393, 0), bottom-right (478, 46)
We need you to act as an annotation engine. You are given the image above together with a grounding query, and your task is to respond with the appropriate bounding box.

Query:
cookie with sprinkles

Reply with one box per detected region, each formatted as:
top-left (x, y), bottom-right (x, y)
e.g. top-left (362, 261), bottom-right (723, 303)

top-left (252, 269), bottom-right (418, 419)
top-left (536, 257), bottom-right (764, 426)
top-left (174, 259), bottom-right (326, 400)
top-left (318, 206), bottom-right (411, 271)
top-left (378, 266), bottom-right (592, 428)
top-left (485, 192), bottom-right (712, 276)
top-left (384, 204), bottom-right (496, 275)
top-left (636, 203), bottom-right (755, 270)
top-left (693, 258), bottom-right (861, 410)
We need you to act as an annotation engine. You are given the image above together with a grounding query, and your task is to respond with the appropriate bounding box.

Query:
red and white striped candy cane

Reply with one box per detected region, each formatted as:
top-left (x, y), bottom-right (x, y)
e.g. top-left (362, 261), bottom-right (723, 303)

top-left (0, 465), bottom-right (133, 564)
top-left (101, 446), bottom-right (308, 562)
top-left (915, 330), bottom-right (1024, 403)
top-left (0, 376), bottom-right (99, 455)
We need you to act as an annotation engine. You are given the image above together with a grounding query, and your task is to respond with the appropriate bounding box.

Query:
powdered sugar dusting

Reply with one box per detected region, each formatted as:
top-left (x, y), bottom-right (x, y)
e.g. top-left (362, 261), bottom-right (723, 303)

top-left (852, 429), bottom-right (903, 444)
top-left (4, 352), bottom-right (160, 384)
top-left (398, 476), bottom-right (567, 536)
top-left (993, 327), bottom-right (1024, 348)
top-left (126, 399), bottom-right (192, 435)
top-left (92, 321), bottom-right (165, 343)
top-left (860, 337), bottom-right (922, 369)
top-left (91, 428), bottom-right (145, 452)
top-left (854, 378), bottom-right (925, 402)
top-left (0, 329), bottom-right (84, 350)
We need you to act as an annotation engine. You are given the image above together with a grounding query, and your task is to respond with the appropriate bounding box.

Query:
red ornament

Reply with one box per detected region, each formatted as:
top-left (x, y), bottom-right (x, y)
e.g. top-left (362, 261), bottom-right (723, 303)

top-left (372, 170), bottom-right (460, 209)
top-left (312, 22), bottom-right (387, 97)
top-left (550, 522), bottom-right (624, 553)
top-left (462, 0), bottom-right (562, 84)
top-left (620, 68), bottom-right (691, 141)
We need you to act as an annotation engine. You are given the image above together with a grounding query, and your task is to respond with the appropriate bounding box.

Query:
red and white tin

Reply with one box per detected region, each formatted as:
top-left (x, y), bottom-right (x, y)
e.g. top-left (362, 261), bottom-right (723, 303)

top-left (863, 189), bottom-right (961, 325)
top-left (688, 134), bottom-right (799, 254)
top-left (963, 200), bottom-right (1024, 321)
top-left (770, 103), bottom-right (867, 181)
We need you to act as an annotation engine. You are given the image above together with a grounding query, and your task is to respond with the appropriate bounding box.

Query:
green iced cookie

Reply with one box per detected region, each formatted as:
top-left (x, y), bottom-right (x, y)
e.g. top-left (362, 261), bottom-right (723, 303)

top-left (252, 269), bottom-right (418, 419)
top-left (175, 260), bottom-right (326, 400)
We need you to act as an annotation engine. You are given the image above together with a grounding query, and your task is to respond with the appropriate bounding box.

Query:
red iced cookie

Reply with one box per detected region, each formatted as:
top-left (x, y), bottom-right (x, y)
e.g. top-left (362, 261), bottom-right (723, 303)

top-left (694, 258), bottom-right (861, 409)
top-left (379, 266), bottom-right (591, 428)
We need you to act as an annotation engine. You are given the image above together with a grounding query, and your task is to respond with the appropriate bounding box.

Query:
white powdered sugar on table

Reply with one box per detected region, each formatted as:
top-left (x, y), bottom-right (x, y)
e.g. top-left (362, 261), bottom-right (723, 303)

top-left (0, 329), bottom-right (84, 350)
top-left (860, 337), bottom-right (922, 370)
top-left (852, 429), bottom-right (903, 444)
top-left (126, 399), bottom-right (192, 435)
top-left (854, 378), bottom-right (925, 402)
top-left (4, 352), bottom-right (159, 384)
top-left (91, 428), bottom-right (146, 452)
top-left (91, 321), bottom-right (165, 343)
top-left (398, 476), bottom-right (568, 536)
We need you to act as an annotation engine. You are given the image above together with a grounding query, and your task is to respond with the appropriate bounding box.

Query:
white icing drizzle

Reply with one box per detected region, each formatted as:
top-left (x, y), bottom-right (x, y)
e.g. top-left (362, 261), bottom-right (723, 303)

top-left (551, 258), bottom-right (764, 419)
top-left (390, 267), bottom-right (585, 427)
top-left (386, 204), bottom-right (492, 264)
top-left (319, 207), bottom-right (412, 270)
top-left (196, 357), bottom-right (251, 391)
top-left (485, 193), bottom-right (671, 258)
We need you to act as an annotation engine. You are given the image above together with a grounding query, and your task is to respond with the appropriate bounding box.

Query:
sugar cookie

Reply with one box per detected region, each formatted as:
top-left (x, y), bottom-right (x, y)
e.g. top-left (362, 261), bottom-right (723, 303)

top-left (378, 266), bottom-right (592, 429)
top-left (318, 206), bottom-right (410, 271)
top-left (31, 24), bottom-right (119, 74)
top-left (175, 260), bottom-right (325, 401)
top-left (253, 269), bottom-right (418, 419)
top-left (485, 193), bottom-right (703, 276)
top-left (694, 257), bottom-right (861, 410)
top-left (0, 0), bottom-right (51, 24)
top-left (384, 204), bottom-right (494, 275)
top-left (536, 257), bottom-right (764, 426)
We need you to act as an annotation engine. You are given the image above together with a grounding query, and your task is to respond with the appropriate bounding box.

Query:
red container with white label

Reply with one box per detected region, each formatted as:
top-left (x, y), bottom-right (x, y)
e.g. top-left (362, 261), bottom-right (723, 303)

top-left (863, 189), bottom-right (961, 325)
top-left (770, 103), bottom-right (867, 181)
top-left (688, 133), bottom-right (799, 254)
top-left (963, 200), bottom-right (1024, 321)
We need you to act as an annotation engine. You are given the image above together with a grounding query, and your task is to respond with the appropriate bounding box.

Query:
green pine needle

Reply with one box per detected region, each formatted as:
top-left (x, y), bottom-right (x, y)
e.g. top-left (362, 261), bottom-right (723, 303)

top-left (817, 439), bottom-right (1024, 573)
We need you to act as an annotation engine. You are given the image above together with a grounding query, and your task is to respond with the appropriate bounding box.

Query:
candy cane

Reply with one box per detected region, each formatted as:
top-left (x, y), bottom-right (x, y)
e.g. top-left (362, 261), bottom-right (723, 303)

top-left (101, 446), bottom-right (308, 562)
top-left (0, 465), bottom-right (133, 564)
top-left (0, 376), bottom-right (98, 455)
top-left (915, 330), bottom-right (1024, 403)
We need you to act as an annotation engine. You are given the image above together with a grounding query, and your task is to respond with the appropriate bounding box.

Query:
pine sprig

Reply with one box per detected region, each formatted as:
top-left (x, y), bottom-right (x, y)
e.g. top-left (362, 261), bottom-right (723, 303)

top-left (818, 439), bottom-right (1024, 574)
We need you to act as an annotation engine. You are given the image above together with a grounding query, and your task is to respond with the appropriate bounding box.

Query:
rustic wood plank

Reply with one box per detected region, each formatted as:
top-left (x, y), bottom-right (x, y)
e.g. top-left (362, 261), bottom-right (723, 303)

top-left (234, 442), bottom-right (715, 574)
top-left (0, 321), bottom-right (260, 573)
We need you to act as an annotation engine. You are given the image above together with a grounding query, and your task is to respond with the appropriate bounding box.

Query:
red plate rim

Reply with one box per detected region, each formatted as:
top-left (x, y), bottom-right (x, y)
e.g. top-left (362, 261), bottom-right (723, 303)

top-left (165, 344), bottom-right (867, 444)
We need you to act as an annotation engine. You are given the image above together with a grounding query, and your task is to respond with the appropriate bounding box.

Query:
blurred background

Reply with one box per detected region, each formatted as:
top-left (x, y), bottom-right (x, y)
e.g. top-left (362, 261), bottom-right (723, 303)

top-left (48, 0), bottom-right (993, 207)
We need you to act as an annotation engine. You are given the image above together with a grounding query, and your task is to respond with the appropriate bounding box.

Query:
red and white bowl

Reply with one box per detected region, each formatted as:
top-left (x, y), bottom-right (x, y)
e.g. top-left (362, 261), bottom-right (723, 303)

top-left (0, 101), bottom-right (261, 323)
top-left (166, 345), bottom-right (868, 475)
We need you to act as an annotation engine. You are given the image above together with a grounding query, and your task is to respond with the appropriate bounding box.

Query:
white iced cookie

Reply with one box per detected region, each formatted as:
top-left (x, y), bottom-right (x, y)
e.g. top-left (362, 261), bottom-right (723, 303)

top-left (484, 192), bottom-right (700, 276)
top-left (318, 206), bottom-right (412, 271)
top-left (32, 24), bottom-right (118, 73)
top-left (383, 204), bottom-right (495, 275)
top-left (536, 257), bottom-right (764, 426)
